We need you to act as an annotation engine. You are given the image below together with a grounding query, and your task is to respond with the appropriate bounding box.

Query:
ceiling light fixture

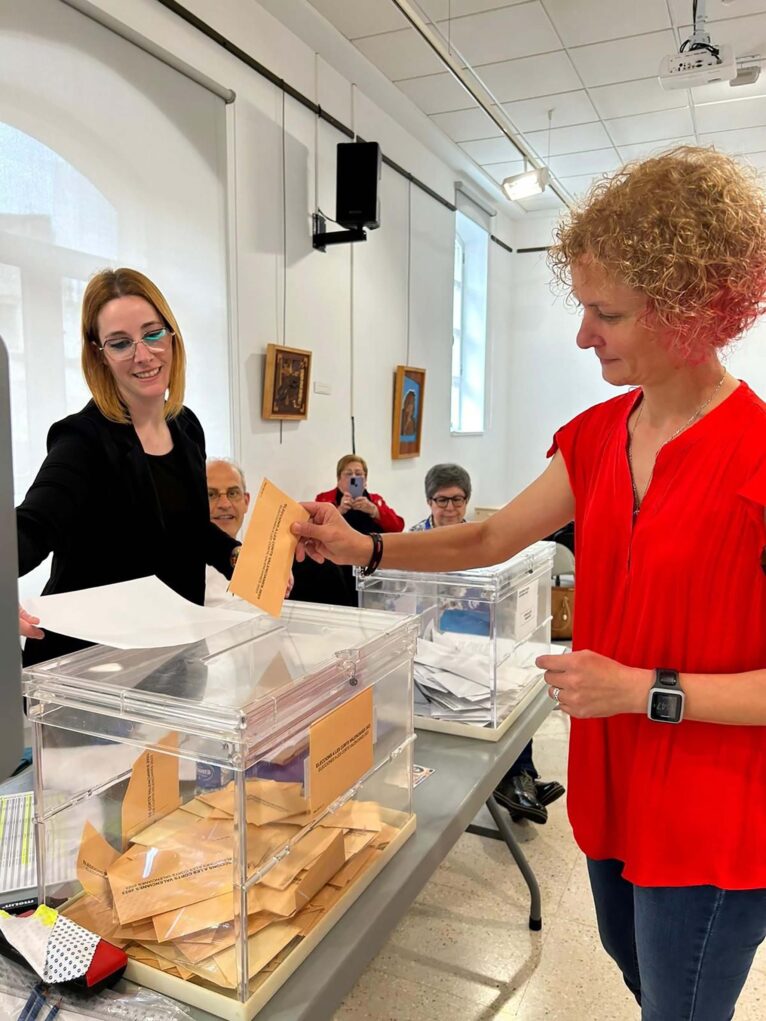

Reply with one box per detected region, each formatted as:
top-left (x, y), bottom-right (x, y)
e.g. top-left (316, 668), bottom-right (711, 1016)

top-left (502, 108), bottom-right (553, 203)
top-left (502, 166), bottom-right (550, 201)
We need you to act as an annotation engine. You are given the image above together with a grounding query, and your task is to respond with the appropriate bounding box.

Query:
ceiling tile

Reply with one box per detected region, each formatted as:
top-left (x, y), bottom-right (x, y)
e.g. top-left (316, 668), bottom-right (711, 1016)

top-left (525, 121), bottom-right (613, 157)
top-left (590, 77), bottom-right (689, 119)
top-left (699, 127), bottom-right (766, 154)
top-left (442, 4), bottom-right (560, 67)
top-left (721, 12), bottom-right (766, 53)
top-left (480, 50), bottom-right (581, 103)
top-left (516, 191), bottom-right (565, 212)
top-left (307, 0), bottom-right (408, 39)
top-left (739, 151), bottom-right (766, 169)
top-left (693, 75), bottom-right (766, 104)
top-left (430, 105), bottom-right (505, 142)
top-left (617, 137), bottom-right (696, 162)
top-left (558, 172), bottom-right (608, 196)
top-left (502, 89), bottom-right (599, 131)
top-left (396, 72), bottom-right (474, 115)
top-left (419, 0), bottom-right (530, 18)
top-left (484, 159), bottom-right (526, 184)
top-left (544, 0), bottom-right (672, 47)
top-left (694, 95), bottom-right (766, 133)
top-left (355, 28), bottom-right (446, 81)
top-left (675, 12), bottom-right (766, 52)
top-left (460, 136), bottom-right (525, 163)
top-left (605, 107), bottom-right (695, 145)
top-left (569, 31), bottom-right (677, 88)
top-left (669, 0), bottom-right (766, 25)
top-left (549, 148), bottom-right (622, 176)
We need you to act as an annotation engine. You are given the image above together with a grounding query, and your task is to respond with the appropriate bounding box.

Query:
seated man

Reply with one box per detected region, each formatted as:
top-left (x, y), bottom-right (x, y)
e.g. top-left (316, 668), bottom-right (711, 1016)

top-left (205, 458), bottom-right (252, 607)
top-left (411, 463), bottom-right (564, 825)
top-left (206, 458), bottom-right (353, 608)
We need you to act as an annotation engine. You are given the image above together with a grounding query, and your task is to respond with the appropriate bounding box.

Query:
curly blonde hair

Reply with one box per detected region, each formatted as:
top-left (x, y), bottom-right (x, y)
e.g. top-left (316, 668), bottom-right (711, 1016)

top-left (548, 146), bottom-right (766, 360)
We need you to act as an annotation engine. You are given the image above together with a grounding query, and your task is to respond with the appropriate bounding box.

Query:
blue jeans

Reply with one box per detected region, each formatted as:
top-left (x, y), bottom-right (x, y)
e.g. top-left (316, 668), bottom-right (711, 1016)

top-left (587, 858), bottom-right (766, 1020)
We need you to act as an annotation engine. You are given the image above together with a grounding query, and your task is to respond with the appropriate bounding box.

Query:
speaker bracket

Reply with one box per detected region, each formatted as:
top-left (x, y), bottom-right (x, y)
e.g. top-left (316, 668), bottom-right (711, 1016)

top-left (312, 213), bottom-right (367, 252)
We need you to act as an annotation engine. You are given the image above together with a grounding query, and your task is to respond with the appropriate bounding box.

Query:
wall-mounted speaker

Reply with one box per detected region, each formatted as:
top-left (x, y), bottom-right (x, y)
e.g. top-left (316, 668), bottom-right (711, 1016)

top-left (336, 141), bottom-right (381, 230)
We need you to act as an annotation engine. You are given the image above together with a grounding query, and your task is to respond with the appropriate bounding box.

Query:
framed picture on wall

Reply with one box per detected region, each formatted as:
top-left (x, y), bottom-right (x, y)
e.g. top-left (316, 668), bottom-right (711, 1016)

top-left (392, 365), bottom-right (426, 459)
top-left (262, 343), bottom-right (312, 420)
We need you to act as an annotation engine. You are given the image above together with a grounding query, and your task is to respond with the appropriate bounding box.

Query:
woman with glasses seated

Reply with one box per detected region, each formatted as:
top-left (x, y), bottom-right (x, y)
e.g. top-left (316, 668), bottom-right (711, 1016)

top-left (315, 455), bottom-right (404, 536)
top-left (17, 267), bottom-right (239, 666)
top-left (410, 463), bottom-right (470, 531)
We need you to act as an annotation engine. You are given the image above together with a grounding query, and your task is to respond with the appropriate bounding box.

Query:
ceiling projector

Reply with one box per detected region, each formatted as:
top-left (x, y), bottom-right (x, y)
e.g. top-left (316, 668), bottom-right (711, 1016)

top-left (659, 43), bottom-right (737, 89)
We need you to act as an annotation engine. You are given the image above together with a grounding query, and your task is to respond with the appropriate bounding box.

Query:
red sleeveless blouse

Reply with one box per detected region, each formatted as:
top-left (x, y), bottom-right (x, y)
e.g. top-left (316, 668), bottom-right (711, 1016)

top-left (552, 381), bottom-right (766, 888)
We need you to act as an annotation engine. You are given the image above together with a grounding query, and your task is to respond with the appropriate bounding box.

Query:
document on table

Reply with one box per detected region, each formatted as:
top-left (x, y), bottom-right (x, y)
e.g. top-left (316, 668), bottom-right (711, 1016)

top-left (0, 792), bottom-right (70, 895)
top-left (24, 577), bottom-right (259, 650)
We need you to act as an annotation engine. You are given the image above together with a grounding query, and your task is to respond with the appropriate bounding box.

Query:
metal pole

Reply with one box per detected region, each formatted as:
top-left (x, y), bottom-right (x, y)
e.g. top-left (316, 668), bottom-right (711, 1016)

top-left (0, 335), bottom-right (24, 779)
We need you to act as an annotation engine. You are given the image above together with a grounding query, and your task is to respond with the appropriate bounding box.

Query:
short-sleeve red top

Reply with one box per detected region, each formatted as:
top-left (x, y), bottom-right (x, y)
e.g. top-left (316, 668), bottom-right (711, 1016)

top-left (552, 381), bottom-right (766, 888)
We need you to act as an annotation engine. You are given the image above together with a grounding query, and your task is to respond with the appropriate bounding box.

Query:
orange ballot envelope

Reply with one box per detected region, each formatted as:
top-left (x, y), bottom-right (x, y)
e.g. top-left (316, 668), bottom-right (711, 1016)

top-left (229, 478), bottom-right (309, 616)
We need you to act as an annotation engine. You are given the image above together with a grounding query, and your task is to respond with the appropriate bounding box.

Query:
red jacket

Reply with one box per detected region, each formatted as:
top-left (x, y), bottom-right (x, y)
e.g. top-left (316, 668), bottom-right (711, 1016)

top-left (315, 488), bottom-right (404, 533)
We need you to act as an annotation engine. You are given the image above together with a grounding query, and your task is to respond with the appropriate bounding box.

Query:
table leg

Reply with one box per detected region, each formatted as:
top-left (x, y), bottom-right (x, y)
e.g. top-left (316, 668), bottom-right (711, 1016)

top-left (466, 796), bottom-right (542, 931)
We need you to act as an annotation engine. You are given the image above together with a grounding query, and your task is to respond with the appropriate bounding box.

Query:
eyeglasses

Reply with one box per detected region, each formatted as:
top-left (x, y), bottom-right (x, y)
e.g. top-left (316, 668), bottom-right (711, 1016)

top-left (208, 487), bottom-right (245, 503)
top-left (340, 470), bottom-right (366, 478)
top-left (431, 495), bottom-right (467, 508)
top-left (97, 327), bottom-right (174, 361)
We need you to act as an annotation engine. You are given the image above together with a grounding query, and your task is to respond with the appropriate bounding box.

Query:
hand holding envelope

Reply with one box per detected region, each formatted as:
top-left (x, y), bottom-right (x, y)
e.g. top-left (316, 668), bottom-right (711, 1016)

top-left (229, 479), bottom-right (309, 617)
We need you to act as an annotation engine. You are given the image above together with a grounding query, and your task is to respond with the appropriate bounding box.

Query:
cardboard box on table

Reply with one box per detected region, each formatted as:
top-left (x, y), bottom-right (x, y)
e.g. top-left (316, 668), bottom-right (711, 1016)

top-left (23, 602), bottom-right (418, 1020)
top-left (357, 541), bottom-right (556, 741)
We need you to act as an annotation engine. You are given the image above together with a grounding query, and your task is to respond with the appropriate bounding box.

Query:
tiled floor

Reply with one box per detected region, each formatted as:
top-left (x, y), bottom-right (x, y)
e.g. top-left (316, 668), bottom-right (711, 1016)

top-left (333, 710), bottom-right (766, 1020)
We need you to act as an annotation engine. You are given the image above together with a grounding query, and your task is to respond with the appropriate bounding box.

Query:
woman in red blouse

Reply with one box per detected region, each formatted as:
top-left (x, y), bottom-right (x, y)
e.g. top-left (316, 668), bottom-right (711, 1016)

top-left (293, 147), bottom-right (766, 1019)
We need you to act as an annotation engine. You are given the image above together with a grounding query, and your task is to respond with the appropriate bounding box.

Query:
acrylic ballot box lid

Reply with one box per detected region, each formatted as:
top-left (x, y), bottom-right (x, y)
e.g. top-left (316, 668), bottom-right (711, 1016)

top-left (355, 541), bottom-right (556, 600)
top-left (22, 601), bottom-right (419, 768)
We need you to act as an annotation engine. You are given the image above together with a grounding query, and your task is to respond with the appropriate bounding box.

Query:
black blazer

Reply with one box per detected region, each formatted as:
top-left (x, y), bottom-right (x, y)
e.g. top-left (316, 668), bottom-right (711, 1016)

top-left (17, 401), bottom-right (237, 666)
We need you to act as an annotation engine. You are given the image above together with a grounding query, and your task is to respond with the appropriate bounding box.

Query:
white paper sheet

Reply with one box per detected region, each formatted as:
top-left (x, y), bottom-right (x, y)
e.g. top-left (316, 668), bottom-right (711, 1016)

top-left (24, 576), bottom-right (260, 650)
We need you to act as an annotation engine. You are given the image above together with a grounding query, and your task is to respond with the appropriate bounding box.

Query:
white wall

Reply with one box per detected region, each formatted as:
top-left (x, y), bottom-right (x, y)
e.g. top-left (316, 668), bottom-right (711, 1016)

top-left (81, 0), bottom-right (519, 528)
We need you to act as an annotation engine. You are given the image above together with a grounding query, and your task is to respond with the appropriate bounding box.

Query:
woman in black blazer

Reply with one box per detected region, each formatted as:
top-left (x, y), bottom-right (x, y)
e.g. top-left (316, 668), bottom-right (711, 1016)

top-left (17, 268), bottom-right (238, 666)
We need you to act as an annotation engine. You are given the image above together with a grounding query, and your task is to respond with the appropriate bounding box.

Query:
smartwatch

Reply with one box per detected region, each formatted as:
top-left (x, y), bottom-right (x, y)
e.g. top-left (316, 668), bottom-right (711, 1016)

top-left (647, 668), bottom-right (685, 724)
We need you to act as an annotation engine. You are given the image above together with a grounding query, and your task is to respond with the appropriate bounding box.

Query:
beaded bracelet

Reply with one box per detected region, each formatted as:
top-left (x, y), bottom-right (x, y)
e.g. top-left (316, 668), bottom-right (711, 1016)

top-left (360, 532), bottom-right (383, 577)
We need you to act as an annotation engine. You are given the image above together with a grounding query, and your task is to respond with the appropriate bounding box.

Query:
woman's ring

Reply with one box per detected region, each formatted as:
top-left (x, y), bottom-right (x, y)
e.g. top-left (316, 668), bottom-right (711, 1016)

top-left (552, 686), bottom-right (561, 703)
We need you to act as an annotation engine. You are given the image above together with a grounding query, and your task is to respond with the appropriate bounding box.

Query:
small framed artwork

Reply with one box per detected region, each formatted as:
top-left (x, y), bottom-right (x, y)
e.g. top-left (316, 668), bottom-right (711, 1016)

top-left (392, 365), bottom-right (426, 459)
top-left (262, 343), bottom-right (312, 420)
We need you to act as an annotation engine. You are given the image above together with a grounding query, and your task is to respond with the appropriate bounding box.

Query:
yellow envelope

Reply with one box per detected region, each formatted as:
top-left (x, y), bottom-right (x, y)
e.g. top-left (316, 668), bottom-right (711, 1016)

top-left (328, 845), bottom-right (379, 889)
top-left (122, 734), bottom-right (180, 847)
top-left (228, 478), bottom-right (309, 616)
top-left (77, 822), bottom-right (120, 904)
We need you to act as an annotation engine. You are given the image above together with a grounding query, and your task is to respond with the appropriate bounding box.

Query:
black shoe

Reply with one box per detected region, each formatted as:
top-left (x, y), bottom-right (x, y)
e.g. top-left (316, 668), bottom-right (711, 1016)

top-left (494, 772), bottom-right (548, 825)
top-left (535, 778), bottom-right (565, 807)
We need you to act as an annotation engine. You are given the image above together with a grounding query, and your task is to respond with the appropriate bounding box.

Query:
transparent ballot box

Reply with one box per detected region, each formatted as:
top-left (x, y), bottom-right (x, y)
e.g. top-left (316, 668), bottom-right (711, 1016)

top-left (22, 602), bottom-right (418, 1021)
top-left (356, 541), bottom-right (556, 741)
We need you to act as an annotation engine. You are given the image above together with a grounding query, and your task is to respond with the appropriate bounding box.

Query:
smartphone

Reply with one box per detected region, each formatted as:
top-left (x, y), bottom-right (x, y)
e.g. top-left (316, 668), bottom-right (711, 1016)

top-left (348, 475), bottom-right (365, 498)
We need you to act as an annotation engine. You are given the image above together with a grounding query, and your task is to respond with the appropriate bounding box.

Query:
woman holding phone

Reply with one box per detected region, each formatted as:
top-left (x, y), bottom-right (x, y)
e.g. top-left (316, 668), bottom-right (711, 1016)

top-left (315, 454), bottom-right (404, 537)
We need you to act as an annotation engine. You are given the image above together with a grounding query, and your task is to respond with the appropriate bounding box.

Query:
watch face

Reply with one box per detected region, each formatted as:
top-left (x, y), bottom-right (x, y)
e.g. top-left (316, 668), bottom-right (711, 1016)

top-left (650, 690), bottom-right (683, 723)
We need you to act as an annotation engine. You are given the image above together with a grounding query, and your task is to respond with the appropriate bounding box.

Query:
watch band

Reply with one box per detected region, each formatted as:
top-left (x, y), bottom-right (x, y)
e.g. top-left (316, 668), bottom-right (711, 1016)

top-left (654, 668), bottom-right (680, 689)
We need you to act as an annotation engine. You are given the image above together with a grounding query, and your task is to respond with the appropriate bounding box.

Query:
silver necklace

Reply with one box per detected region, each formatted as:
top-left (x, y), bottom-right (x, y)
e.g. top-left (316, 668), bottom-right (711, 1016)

top-left (628, 369), bottom-right (728, 516)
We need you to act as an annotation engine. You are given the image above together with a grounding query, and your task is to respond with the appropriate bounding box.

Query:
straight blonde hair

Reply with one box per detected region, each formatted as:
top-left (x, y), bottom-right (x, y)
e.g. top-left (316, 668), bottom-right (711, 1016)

top-left (81, 268), bottom-right (186, 423)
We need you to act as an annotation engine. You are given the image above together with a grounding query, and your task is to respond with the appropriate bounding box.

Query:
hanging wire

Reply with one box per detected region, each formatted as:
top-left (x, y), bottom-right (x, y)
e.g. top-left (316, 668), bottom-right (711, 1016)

top-left (406, 179), bottom-right (412, 366)
top-left (313, 53), bottom-right (319, 214)
top-left (280, 87), bottom-right (287, 444)
top-left (349, 84), bottom-right (356, 448)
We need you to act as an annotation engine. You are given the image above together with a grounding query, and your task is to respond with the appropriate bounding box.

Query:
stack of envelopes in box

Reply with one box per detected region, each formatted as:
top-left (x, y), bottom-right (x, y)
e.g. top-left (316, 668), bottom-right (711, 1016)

top-left (413, 633), bottom-right (549, 725)
top-left (64, 774), bottom-right (400, 990)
